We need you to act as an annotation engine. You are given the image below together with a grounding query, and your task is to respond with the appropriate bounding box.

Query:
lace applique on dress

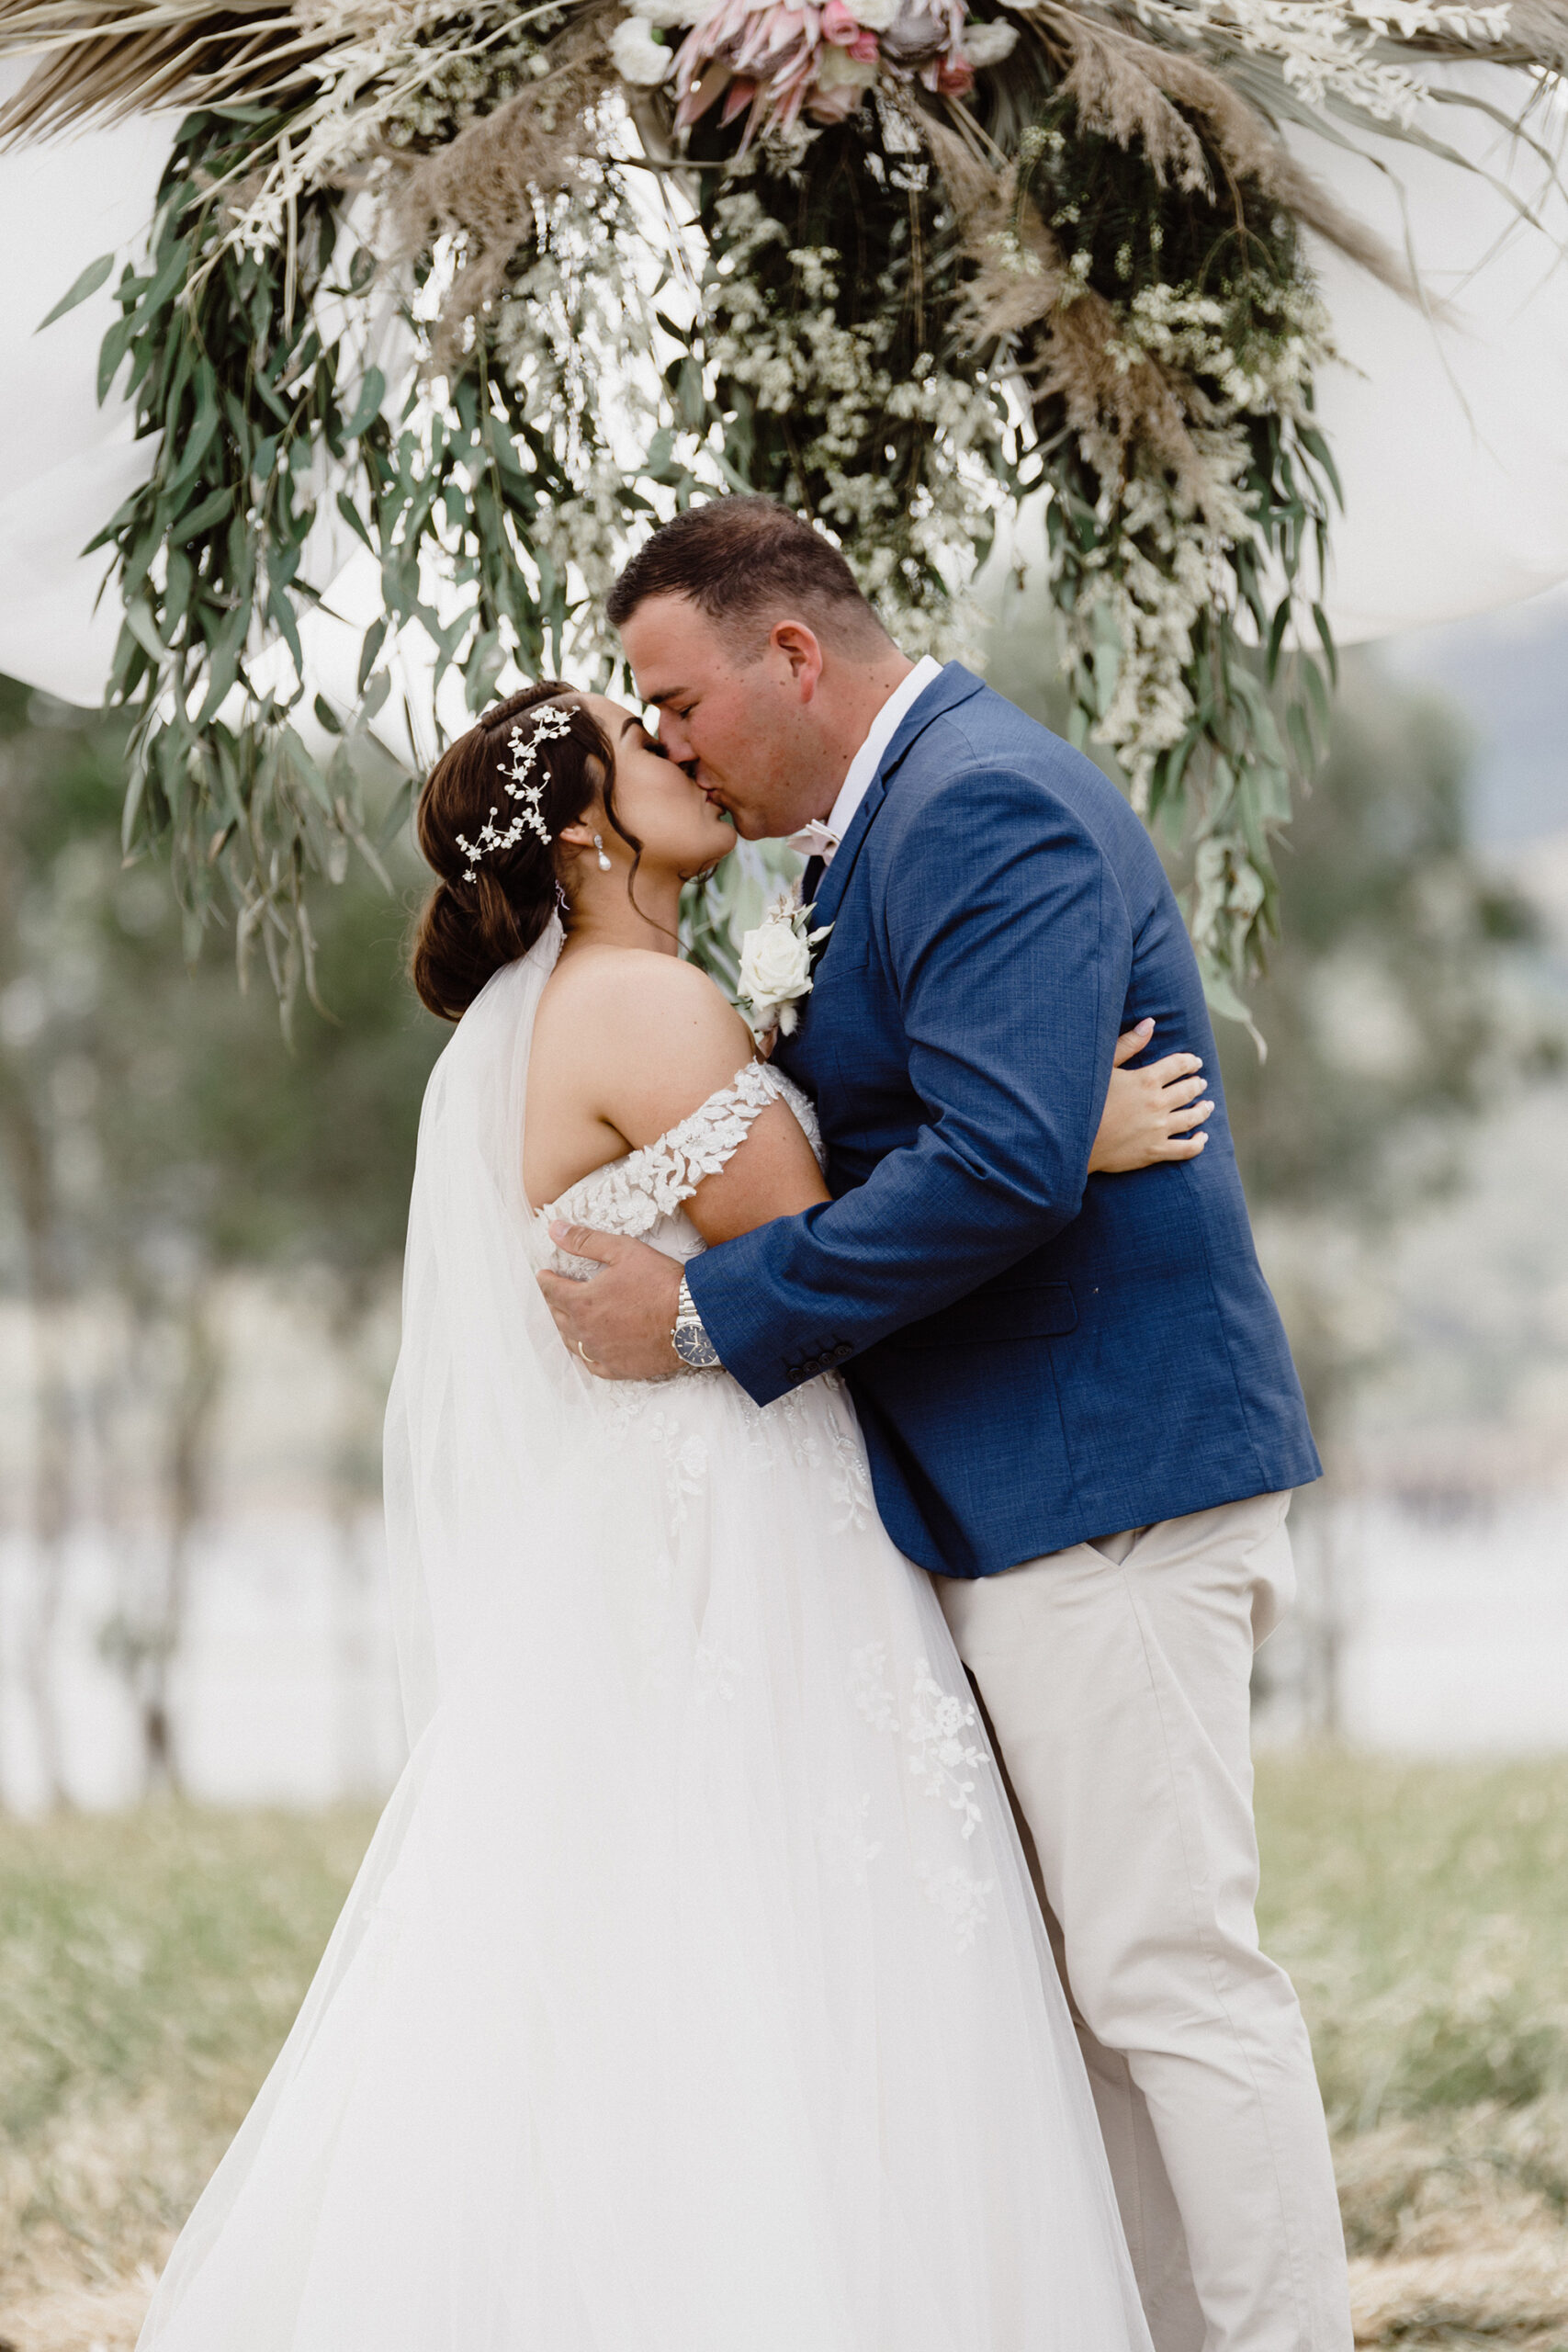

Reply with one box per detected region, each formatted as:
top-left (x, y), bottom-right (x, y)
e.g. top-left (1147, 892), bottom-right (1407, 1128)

top-left (845, 1644), bottom-right (994, 1951)
top-left (848, 1643), bottom-right (898, 1735)
top-left (544, 1058), bottom-right (822, 1240)
top-left (919, 1861), bottom-right (995, 1953)
top-left (907, 1659), bottom-right (986, 1840)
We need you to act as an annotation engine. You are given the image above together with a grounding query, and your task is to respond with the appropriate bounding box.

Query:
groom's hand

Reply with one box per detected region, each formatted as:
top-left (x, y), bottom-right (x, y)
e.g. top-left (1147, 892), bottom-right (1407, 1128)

top-left (538, 1226), bottom-right (686, 1379)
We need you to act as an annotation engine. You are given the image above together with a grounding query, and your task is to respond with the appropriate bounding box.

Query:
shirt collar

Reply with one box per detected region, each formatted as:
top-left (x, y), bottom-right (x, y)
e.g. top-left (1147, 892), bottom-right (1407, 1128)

top-left (822, 654), bottom-right (942, 854)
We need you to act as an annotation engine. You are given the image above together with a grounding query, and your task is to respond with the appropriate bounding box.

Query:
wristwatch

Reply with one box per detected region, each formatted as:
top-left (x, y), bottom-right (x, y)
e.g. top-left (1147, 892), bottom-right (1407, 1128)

top-left (672, 1274), bottom-right (722, 1372)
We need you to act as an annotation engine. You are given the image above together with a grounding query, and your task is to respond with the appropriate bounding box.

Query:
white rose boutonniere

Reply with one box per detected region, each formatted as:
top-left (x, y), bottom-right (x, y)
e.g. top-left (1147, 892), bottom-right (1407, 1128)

top-left (737, 895), bottom-right (832, 1039)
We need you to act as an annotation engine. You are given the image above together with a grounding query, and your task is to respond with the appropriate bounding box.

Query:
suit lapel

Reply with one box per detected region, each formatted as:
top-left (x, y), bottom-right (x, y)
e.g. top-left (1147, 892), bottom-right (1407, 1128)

top-left (807, 774), bottom-right (886, 933)
top-left (807, 662), bottom-right (987, 934)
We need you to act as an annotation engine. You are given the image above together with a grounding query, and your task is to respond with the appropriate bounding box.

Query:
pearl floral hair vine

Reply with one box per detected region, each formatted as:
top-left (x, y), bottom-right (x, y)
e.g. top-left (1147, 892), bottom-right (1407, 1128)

top-left (456, 700), bottom-right (577, 882)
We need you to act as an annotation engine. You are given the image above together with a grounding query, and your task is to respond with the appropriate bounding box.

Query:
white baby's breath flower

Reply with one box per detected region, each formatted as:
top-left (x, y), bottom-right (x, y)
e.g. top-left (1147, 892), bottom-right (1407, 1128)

top-left (629, 0), bottom-right (696, 26)
top-left (852, 0), bottom-right (900, 26)
top-left (610, 14), bottom-right (674, 81)
top-left (960, 18), bottom-right (1019, 65)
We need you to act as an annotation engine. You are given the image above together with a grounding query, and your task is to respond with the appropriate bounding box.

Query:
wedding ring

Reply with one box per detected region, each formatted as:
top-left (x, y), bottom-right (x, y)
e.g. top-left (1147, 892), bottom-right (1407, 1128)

top-left (578, 1340), bottom-right (600, 1370)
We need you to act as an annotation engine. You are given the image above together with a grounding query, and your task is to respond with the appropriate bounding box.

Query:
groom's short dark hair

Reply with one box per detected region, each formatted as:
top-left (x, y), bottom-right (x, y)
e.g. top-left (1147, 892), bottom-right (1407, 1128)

top-left (605, 496), bottom-right (889, 651)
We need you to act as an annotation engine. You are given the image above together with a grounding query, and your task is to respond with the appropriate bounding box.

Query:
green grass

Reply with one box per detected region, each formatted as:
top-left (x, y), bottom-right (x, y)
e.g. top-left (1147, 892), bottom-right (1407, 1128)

top-left (4, 1761), bottom-right (1568, 2346)
top-left (1, 1807), bottom-right (377, 2145)
top-left (0, 1806), bottom-right (376, 2315)
top-left (1257, 1754), bottom-right (1568, 2130)
top-left (1257, 1757), bottom-right (1568, 2346)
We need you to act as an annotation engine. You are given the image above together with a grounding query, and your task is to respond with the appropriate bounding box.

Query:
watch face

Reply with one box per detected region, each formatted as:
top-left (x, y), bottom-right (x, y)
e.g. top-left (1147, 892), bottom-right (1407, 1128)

top-left (674, 1323), bottom-right (720, 1370)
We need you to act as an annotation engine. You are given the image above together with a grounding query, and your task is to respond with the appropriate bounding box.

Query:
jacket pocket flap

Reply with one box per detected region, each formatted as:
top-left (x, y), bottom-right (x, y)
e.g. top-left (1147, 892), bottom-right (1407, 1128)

top-left (890, 1279), bottom-right (1077, 1350)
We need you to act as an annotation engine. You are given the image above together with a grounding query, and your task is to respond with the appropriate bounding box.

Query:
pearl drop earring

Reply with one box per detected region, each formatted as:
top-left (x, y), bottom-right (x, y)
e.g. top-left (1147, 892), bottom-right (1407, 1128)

top-left (593, 832), bottom-right (613, 873)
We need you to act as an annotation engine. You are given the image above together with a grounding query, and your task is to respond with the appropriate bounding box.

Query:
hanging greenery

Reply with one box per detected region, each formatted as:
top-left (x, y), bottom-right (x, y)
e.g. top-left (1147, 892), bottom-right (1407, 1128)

top-left (3, 0), bottom-right (1564, 1014)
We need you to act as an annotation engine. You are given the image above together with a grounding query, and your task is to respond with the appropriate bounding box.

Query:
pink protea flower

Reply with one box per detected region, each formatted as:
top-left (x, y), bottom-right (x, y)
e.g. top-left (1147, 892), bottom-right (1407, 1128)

top-left (669, 0), bottom-right (986, 135)
top-left (739, 4), bottom-right (814, 68)
top-left (773, 40), bottom-right (828, 126)
top-left (673, 0), bottom-right (820, 128)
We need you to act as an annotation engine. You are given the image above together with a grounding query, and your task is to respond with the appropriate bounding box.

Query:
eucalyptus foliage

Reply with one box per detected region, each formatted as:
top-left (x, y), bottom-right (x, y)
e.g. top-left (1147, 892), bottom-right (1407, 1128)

top-left (95, 106), bottom-right (603, 1001)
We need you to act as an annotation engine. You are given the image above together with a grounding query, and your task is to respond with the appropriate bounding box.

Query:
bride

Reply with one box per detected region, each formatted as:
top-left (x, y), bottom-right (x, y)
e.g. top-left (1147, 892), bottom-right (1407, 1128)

top-left (137, 682), bottom-right (1211, 2352)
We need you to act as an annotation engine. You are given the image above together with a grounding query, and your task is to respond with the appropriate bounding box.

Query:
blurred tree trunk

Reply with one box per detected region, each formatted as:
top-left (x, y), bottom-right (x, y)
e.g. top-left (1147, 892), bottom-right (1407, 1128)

top-left (0, 677), bottom-right (437, 1807)
top-left (328, 1279), bottom-right (389, 1800)
top-left (139, 1281), bottom-right (222, 1794)
top-left (1290, 1489), bottom-right (1348, 1742)
top-left (330, 1476), bottom-right (378, 1799)
top-left (0, 1080), bottom-right (72, 1809)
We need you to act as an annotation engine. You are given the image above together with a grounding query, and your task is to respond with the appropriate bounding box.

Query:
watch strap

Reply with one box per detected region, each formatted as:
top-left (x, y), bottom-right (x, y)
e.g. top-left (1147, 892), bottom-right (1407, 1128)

top-left (672, 1273), bottom-right (721, 1371)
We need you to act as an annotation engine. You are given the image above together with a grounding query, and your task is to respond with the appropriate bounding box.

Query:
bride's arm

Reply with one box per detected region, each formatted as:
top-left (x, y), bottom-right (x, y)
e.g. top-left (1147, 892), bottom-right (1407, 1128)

top-left (542, 950), bottom-right (829, 1242)
top-left (537, 958), bottom-right (1212, 1377)
top-left (683, 1100), bottom-right (831, 1240)
top-left (544, 950), bottom-right (1204, 1256)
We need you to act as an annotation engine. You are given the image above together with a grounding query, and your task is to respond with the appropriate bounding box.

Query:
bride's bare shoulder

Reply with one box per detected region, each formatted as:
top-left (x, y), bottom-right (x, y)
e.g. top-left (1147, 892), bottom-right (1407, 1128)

top-left (541, 946), bottom-right (742, 1036)
top-left (536, 948), bottom-right (756, 1149)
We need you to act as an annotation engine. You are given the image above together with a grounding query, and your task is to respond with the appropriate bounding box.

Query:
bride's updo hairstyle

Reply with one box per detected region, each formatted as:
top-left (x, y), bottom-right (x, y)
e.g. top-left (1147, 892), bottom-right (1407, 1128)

top-left (411, 683), bottom-right (628, 1022)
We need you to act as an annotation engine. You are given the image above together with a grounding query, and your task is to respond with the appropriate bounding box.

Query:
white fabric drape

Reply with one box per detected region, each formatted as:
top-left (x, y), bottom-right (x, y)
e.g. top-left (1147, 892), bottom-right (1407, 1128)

top-left (0, 65), bottom-right (169, 703)
top-left (1296, 65), bottom-right (1568, 641)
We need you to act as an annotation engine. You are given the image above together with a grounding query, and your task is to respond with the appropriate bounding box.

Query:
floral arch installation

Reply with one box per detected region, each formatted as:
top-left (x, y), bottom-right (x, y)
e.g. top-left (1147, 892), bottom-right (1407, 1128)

top-left (0, 0), bottom-right (1563, 1014)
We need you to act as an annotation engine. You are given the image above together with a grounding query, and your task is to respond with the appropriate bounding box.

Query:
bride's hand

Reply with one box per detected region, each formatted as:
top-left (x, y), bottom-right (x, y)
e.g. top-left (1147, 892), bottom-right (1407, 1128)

top-left (1089, 1021), bottom-right (1213, 1174)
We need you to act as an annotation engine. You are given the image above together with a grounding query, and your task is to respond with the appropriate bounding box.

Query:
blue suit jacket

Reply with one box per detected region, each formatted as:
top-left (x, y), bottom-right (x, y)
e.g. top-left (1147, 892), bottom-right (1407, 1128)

top-left (685, 664), bottom-right (1320, 1577)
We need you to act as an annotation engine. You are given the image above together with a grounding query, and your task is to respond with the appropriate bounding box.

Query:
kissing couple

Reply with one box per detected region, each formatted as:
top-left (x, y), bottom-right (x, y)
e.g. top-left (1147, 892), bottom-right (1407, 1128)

top-left (136, 497), bottom-right (1351, 2352)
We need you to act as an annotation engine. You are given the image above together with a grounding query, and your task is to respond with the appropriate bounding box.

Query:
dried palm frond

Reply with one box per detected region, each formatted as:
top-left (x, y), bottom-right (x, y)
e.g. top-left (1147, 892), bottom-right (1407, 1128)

top-left (1371, 0), bottom-right (1568, 69)
top-left (1010, 3), bottom-right (1415, 291)
top-left (934, 130), bottom-right (1210, 498)
top-left (1137, 48), bottom-right (1416, 288)
top-left (0, 0), bottom-right (332, 140)
top-left (1036, 4), bottom-right (1213, 187)
top-left (388, 5), bottom-right (618, 353)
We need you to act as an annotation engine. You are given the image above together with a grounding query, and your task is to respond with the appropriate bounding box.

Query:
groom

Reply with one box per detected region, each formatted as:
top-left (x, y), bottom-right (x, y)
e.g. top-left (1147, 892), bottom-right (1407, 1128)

top-left (540, 496), bottom-right (1352, 2352)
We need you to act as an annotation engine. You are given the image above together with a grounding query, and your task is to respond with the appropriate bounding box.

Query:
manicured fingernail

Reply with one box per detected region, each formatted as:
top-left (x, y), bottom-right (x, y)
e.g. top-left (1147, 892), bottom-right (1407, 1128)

top-left (549, 1221), bottom-right (570, 1241)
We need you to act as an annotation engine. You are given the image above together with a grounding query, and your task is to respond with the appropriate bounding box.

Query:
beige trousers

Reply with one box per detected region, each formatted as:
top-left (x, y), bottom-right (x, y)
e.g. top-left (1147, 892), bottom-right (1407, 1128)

top-left (937, 1493), bottom-right (1351, 2352)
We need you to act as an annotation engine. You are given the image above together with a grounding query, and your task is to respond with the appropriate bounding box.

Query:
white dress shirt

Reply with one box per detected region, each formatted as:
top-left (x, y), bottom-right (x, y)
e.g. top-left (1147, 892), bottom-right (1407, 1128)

top-left (787, 655), bottom-right (942, 865)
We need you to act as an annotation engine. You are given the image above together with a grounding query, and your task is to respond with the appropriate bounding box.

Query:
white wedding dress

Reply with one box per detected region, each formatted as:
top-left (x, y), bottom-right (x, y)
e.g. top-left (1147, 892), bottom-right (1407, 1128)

top-left (136, 922), bottom-right (1151, 2352)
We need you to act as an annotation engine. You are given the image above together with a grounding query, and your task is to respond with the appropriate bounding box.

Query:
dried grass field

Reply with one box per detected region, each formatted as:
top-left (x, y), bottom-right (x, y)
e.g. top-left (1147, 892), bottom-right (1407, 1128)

top-left (3, 1757), bottom-right (1567, 2351)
